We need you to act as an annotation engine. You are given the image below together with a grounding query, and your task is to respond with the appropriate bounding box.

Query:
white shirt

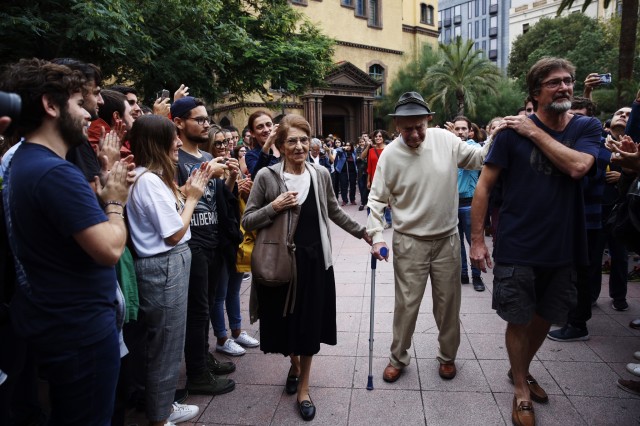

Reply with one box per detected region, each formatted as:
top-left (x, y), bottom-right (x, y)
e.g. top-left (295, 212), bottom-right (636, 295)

top-left (127, 166), bottom-right (190, 257)
top-left (283, 170), bottom-right (310, 205)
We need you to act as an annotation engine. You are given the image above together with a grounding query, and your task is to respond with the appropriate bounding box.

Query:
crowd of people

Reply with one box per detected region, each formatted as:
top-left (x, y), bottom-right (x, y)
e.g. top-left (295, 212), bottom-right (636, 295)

top-left (0, 55), bottom-right (639, 426)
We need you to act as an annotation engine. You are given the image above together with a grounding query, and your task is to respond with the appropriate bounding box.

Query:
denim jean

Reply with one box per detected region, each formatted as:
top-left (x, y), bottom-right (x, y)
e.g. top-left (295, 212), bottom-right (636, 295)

top-left (136, 243), bottom-right (191, 422)
top-left (38, 327), bottom-right (120, 425)
top-left (367, 206), bottom-right (392, 225)
top-left (458, 205), bottom-right (481, 278)
top-left (212, 260), bottom-right (243, 338)
top-left (339, 169), bottom-right (357, 203)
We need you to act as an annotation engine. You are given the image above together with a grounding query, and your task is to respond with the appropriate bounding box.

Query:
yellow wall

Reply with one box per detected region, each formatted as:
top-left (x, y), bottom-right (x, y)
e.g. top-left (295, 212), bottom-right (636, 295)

top-left (214, 0), bottom-right (440, 131)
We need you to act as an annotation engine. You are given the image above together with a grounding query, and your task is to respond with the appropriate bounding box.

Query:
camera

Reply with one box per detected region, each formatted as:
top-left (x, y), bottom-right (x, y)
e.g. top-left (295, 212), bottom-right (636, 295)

top-left (0, 91), bottom-right (22, 135)
top-left (599, 73), bottom-right (612, 85)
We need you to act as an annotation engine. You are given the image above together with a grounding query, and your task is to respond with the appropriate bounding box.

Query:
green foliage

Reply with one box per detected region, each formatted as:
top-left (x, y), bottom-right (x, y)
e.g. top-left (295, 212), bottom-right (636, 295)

top-left (378, 41), bottom-right (523, 127)
top-left (0, 0), bottom-right (334, 104)
top-left (426, 37), bottom-right (502, 117)
top-left (508, 14), bottom-right (616, 92)
top-left (472, 79), bottom-right (526, 125)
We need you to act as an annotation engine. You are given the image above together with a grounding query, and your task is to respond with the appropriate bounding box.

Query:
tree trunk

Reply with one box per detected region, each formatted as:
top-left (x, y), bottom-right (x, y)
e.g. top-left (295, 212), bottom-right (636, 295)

top-left (617, 0), bottom-right (639, 106)
top-left (456, 90), bottom-right (465, 116)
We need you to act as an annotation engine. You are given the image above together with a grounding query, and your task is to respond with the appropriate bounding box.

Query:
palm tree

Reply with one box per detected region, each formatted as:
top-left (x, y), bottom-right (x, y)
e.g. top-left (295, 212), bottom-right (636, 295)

top-left (558, 0), bottom-right (638, 106)
top-left (426, 37), bottom-right (502, 117)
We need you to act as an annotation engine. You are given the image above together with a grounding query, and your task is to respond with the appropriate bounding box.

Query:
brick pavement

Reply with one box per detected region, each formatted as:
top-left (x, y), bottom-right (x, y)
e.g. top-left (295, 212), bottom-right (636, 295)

top-left (127, 204), bottom-right (640, 426)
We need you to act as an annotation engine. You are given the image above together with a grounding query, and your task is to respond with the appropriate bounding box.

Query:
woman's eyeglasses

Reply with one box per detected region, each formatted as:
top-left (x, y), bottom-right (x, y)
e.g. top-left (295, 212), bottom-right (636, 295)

top-left (285, 136), bottom-right (310, 146)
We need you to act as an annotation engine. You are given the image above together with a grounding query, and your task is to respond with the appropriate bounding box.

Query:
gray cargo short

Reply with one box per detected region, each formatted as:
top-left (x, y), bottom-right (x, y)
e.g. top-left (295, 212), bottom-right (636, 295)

top-left (492, 263), bottom-right (577, 325)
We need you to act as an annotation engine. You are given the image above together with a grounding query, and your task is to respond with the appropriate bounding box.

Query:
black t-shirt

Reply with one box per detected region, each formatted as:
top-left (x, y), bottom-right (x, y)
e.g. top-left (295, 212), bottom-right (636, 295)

top-left (176, 149), bottom-right (219, 249)
top-left (486, 114), bottom-right (601, 267)
top-left (66, 140), bottom-right (101, 182)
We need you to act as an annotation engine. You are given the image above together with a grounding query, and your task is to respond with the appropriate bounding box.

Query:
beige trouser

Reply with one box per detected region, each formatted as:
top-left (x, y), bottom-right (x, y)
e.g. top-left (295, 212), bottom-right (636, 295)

top-left (389, 231), bottom-right (462, 368)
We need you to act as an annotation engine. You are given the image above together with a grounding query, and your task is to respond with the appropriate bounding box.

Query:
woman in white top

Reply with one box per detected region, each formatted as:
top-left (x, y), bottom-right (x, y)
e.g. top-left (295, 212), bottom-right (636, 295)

top-left (126, 115), bottom-right (207, 426)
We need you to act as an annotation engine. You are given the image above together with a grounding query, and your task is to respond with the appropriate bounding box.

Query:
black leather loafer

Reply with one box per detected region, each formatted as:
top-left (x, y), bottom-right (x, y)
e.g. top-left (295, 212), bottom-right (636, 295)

top-left (298, 397), bottom-right (316, 421)
top-left (285, 366), bottom-right (299, 395)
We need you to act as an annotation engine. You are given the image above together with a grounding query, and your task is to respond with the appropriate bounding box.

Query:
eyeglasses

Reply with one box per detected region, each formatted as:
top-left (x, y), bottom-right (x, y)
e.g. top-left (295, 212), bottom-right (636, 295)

top-left (214, 140), bottom-right (230, 148)
top-left (285, 136), bottom-right (310, 146)
top-left (187, 117), bottom-right (210, 126)
top-left (541, 77), bottom-right (575, 89)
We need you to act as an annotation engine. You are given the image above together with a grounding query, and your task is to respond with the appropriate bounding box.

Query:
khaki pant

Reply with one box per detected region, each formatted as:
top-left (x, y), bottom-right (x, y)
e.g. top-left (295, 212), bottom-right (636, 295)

top-left (389, 232), bottom-right (461, 368)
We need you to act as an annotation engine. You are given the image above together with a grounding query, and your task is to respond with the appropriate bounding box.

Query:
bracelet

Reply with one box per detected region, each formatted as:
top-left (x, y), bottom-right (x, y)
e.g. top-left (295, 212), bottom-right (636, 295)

top-left (104, 200), bottom-right (124, 208)
top-left (106, 211), bottom-right (125, 219)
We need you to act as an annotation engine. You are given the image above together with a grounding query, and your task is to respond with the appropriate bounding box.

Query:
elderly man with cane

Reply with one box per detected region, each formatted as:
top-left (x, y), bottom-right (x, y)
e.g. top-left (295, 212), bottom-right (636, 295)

top-left (367, 92), bottom-right (492, 383)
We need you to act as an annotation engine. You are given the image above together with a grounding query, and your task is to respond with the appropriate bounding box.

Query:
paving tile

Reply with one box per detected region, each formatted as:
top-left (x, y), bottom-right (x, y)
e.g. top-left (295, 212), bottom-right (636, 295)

top-left (459, 313), bottom-right (506, 334)
top-left (335, 284), bottom-right (365, 297)
top-left (416, 358), bottom-right (489, 392)
top-left (318, 332), bottom-right (359, 357)
top-left (543, 360), bottom-right (624, 398)
top-left (569, 395), bottom-right (640, 425)
top-left (348, 389), bottom-right (424, 426)
top-left (361, 295), bottom-right (395, 313)
top-left (359, 312), bottom-right (395, 334)
top-left (460, 294), bottom-right (495, 313)
top-left (585, 335), bottom-right (640, 362)
top-left (335, 312), bottom-right (362, 333)
top-left (363, 283), bottom-right (395, 297)
top-left (535, 338), bottom-right (601, 362)
top-left (585, 315), bottom-right (635, 336)
top-left (336, 296), bottom-right (364, 313)
top-left (307, 355), bottom-right (356, 388)
top-left (422, 391), bottom-right (503, 426)
top-left (467, 333), bottom-right (508, 360)
top-left (198, 383), bottom-right (281, 425)
top-left (230, 353), bottom-right (291, 386)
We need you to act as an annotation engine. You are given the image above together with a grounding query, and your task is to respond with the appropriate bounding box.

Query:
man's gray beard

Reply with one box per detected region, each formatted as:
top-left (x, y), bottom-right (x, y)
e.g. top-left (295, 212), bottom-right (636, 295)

top-left (545, 99), bottom-right (572, 113)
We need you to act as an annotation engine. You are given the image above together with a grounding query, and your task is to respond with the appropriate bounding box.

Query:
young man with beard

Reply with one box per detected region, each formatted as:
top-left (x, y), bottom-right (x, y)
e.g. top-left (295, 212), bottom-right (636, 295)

top-left (470, 58), bottom-right (601, 426)
top-left (171, 97), bottom-right (237, 395)
top-left (1, 58), bottom-right (134, 424)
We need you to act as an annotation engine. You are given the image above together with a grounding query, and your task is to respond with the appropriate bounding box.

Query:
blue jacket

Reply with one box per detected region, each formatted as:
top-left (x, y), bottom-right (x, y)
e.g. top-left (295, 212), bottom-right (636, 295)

top-left (307, 154), bottom-right (331, 174)
top-left (334, 148), bottom-right (357, 173)
top-left (457, 139), bottom-right (481, 199)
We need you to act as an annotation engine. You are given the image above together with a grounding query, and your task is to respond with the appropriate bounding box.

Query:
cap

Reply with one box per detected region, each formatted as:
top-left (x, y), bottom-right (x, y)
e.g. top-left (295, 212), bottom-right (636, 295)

top-left (170, 96), bottom-right (198, 119)
top-left (388, 92), bottom-right (435, 117)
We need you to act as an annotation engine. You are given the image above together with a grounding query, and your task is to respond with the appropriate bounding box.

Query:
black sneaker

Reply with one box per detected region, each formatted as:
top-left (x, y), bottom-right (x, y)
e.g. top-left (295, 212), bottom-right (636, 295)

top-left (547, 324), bottom-right (589, 341)
top-left (187, 371), bottom-right (235, 396)
top-left (208, 352), bottom-right (236, 375)
top-left (461, 275), bottom-right (470, 284)
top-left (358, 205), bottom-right (365, 211)
top-left (472, 276), bottom-right (485, 292)
top-left (612, 300), bottom-right (629, 311)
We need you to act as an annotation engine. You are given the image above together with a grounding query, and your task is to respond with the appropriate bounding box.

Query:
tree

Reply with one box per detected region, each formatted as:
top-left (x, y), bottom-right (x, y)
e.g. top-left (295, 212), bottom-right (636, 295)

top-left (508, 14), bottom-right (617, 95)
top-left (426, 37), bottom-right (502, 117)
top-left (0, 0), bottom-right (335, 104)
top-left (557, 0), bottom-right (638, 107)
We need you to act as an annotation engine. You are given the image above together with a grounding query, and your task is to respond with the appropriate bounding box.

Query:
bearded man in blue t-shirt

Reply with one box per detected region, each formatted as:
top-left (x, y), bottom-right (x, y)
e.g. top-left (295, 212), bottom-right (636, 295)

top-left (469, 57), bottom-right (601, 426)
top-left (1, 59), bottom-right (134, 424)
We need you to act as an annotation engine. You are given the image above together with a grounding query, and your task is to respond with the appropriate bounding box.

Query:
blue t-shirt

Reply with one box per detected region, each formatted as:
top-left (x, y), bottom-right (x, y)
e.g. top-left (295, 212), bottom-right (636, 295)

top-left (486, 114), bottom-right (601, 267)
top-left (4, 143), bottom-right (116, 349)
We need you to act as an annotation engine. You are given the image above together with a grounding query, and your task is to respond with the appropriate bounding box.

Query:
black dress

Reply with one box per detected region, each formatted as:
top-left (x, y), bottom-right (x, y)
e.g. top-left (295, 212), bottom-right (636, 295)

top-left (256, 183), bottom-right (337, 356)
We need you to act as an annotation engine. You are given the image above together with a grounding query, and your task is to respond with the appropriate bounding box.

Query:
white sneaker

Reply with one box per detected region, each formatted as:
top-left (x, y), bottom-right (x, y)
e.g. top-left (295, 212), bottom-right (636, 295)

top-left (234, 331), bottom-right (260, 348)
top-left (216, 339), bottom-right (246, 356)
top-left (168, 402), bottom-right (199, 424)
top-left (627, 363), bottom-right (640, 377)
top-left (242, 273), bottom-right (251, 281)
top-left (164, 422), bottom-right (177, 426)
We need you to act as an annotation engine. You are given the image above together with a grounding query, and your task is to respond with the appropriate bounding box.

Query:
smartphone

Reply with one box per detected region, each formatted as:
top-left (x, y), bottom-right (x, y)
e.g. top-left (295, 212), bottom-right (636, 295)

top-left (599, 73), bottom-right (612, 85)
top-left (161, 89), bottom-right (170, 100)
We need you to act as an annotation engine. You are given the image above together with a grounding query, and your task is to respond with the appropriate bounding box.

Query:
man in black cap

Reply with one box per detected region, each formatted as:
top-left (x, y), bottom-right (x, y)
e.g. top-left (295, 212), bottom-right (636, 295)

top-left (171, 97), bottom-right (237, 396)
top-left (368, 91), bottom-right (492, 384)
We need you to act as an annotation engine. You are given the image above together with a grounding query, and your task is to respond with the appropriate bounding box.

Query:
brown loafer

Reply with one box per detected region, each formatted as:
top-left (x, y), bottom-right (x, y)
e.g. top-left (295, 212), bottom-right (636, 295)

top-left (382, 363), bottom-right (403, 383)
top-left (438, 362), bottom-right (456, 380)
top-left (512, 396), bottom-right (535, 426)
top-left (508, 369), bottom-right (548, 403)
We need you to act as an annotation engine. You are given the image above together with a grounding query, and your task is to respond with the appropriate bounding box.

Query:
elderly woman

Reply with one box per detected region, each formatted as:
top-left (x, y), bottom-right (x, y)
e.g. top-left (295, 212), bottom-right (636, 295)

top-left (242, 115), bottom-right (371, 421)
